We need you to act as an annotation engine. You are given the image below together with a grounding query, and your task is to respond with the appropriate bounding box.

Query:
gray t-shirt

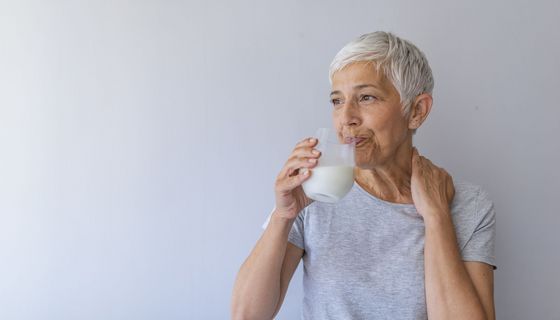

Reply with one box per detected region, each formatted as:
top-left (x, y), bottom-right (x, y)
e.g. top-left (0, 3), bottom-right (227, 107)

top-left (265, 181), bottom-right (496, 319)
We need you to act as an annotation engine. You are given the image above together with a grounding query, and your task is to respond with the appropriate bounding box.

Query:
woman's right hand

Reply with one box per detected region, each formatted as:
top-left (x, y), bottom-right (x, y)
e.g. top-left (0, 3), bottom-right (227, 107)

top-left (274, 137), bottom-right (321, 220)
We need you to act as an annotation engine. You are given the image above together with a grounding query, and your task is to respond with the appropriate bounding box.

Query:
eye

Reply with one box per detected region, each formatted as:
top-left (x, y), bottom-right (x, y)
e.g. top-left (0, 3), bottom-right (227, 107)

top-left (331, 98), bottom-right (343, 106)
top-left (360, 95), bottom-right (377, 102)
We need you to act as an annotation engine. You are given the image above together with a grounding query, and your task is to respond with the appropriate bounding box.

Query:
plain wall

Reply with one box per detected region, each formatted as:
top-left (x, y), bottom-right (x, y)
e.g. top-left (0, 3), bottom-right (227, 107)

top-left (1, 0), bottom-right (559, 319)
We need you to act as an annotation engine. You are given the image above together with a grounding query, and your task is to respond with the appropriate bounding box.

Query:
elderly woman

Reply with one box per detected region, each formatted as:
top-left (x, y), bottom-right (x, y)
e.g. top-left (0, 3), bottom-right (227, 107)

top-left (231, 31), bottom-right (496, 320)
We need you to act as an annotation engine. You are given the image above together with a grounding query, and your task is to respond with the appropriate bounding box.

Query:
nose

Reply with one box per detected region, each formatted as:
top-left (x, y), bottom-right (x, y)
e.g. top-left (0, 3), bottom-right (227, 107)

top-left (340, 98), bottom-right (361, 127)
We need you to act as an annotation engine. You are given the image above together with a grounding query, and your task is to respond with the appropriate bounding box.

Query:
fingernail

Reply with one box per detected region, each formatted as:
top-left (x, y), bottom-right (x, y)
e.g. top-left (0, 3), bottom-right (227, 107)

top-left (308, 158), bottom-right (317, 163)
top-left (312, 149), bottom-right (320, 155)
top-left (309, 138), bottom-right (316, 143)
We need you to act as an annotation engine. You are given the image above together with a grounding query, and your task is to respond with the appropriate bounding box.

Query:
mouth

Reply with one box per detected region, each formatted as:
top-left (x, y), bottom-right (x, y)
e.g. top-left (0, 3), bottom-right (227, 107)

top-left (344, 136), bottom-right (367, 146)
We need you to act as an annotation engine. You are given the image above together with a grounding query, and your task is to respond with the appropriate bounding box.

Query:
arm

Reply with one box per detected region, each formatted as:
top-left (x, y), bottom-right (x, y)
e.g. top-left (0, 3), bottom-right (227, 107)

top-left (231, 137), bottom-right (320, 319)
top-left (231, 211), bottom-right (303, 320)
top-left (465, 261), bottom-right (495, 319)
top-left (423, 213), bottom-right (495, 320)
top-left (411, 148), bottom-right (495, 320)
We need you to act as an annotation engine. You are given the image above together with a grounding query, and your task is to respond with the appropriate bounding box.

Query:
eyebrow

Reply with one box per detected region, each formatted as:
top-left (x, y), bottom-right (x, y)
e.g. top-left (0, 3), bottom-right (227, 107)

top-left (330, 84), bottom-right (381, 96)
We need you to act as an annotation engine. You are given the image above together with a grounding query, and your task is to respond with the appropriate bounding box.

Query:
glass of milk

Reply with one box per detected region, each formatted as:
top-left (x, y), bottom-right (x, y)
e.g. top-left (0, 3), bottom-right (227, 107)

top-left (302, 128), bottom-right (355, 203)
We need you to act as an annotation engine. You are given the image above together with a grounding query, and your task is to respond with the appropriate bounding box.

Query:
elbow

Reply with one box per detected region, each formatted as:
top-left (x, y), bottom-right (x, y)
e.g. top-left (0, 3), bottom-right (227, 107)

top-left (231, 308), bottom-right (268, 320)
top-left (231, 303), bottom-right (250, 320)
top-left (230, 307), bottom-right (247, 320)
top-left (230, 297), bottom-right (249, 320)
top-left (231, 277), bottom-right (279, 320)
top-left (231, 299), bottom-right (270, 320)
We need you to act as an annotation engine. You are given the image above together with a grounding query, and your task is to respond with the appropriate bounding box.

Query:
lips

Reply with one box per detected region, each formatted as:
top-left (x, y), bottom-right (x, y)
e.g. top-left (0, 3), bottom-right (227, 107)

top-left (344, 136), bottom-right (367, 146)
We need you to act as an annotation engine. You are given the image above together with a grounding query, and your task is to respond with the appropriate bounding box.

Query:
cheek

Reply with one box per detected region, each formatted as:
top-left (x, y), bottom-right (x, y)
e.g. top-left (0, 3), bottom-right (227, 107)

top-left (332, 111), bottom-right (342, 126)
top-left (360, 124), bottom-right (408, 161)
top-left (369, 112), bottom-right (408, 140)
top-left (355, 140), bottom-right (379, 162)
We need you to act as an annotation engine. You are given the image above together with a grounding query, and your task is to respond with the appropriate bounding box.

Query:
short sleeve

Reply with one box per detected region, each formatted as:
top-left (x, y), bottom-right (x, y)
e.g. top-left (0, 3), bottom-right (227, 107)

top-left (287, 210), bottom-right (305, 249)
top-left (461, 188), bottom-right (497, 269)
top-left (261, 207), bottom-right (306, 250)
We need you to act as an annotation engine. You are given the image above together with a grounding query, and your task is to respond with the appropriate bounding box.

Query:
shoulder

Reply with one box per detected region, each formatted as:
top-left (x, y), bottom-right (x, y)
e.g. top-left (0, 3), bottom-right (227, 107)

top-left (452, 181), bottom-right (494, 217)
top-left (451, 181), bottom-right (497, 267)
top-left (450, 181), bottom-right (496, 238)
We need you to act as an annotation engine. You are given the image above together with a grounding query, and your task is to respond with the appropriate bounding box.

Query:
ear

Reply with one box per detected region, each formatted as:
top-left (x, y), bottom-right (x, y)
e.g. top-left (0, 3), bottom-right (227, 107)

top-left (408, 93), bottom-right (432, 130)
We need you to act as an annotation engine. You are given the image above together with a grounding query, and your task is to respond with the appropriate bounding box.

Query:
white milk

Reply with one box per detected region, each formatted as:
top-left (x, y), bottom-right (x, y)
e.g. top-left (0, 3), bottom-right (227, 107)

top-left (302, 165), bottom-right (354, 203)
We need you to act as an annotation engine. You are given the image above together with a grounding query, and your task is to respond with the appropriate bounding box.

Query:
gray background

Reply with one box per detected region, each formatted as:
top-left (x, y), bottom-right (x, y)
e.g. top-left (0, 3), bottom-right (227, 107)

top-left (1, 0), bottom-right (558, 319)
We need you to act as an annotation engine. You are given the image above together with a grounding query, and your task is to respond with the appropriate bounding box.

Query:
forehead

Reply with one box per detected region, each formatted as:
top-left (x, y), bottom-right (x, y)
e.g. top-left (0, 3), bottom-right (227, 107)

top-left (331, 61), bottom-right (393, 92)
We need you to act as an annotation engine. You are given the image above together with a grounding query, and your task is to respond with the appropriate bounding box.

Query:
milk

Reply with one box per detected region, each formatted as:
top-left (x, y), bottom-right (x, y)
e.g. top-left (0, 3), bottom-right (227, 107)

top-left (302, 165), bottom-right (354, 203)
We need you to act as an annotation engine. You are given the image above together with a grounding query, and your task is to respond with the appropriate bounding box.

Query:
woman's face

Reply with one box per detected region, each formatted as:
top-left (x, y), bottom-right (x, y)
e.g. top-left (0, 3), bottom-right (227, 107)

top-left (331, 61), bottom-right (412, 169)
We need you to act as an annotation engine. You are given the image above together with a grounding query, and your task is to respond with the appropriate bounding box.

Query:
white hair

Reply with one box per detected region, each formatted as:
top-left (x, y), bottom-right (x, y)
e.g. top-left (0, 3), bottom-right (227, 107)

top-left (329, 31), bottom-right (434, 115)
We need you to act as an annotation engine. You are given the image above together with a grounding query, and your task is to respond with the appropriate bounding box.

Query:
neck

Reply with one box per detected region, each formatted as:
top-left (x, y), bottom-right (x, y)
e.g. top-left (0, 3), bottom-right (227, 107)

top-left (354, 141), bottom-right (414, 204)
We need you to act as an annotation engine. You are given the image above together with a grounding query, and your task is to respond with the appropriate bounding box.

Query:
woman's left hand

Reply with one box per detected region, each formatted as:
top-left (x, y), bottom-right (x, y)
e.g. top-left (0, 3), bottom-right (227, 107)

top-left (411, 148), bottom-right (455, 220)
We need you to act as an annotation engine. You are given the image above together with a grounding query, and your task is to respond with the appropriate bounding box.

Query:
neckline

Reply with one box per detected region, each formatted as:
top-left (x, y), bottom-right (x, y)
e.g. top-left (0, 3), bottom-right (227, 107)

top-left (353, 181), bottom-right (417, 209)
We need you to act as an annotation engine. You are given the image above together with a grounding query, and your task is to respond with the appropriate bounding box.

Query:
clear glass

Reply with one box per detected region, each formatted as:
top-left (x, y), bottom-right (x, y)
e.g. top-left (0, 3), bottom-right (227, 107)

top-left (302, 128), bottom-right (355, 203)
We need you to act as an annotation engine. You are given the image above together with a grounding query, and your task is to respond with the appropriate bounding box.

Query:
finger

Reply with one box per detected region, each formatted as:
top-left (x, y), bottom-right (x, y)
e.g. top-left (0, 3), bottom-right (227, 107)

top-left (281, 155), bottom-right (319, 177)
top-left (419, 156), bottom-right (433, 171)
top-left (294, 137), bottom-right (318, 150)
top-left (281, 139), bottom-right (320, 177)
top-left (290, 145), bottom-right (321, 161)
top-left (423, 156), bottom-right (438, 169)
top-left (277, 168), bottom-right (311, 192)
top-left (278, 138), bottom-right (321, 178)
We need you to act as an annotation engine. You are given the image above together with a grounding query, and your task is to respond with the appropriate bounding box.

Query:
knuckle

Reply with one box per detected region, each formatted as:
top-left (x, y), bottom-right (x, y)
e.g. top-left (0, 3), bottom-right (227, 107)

top-left (298, 137), bottom-right (314, 146)
top-left (287, 154), bottom-right (300, 163)
top-left (292, 146), bottom-right (309, 156)
top-left (297, 146), bottom-right (311, 154)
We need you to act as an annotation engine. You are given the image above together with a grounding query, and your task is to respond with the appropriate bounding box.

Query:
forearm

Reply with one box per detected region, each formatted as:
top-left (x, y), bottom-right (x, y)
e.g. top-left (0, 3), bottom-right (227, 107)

top-left (424, 212), bottom-right (486, 320)
top-left (231, 211), bottom-right (293, 319)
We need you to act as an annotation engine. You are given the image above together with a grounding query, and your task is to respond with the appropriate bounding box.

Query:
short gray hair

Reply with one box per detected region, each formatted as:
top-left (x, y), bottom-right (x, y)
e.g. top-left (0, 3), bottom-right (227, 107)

top-left (329, 31), bottom-right (434, 115)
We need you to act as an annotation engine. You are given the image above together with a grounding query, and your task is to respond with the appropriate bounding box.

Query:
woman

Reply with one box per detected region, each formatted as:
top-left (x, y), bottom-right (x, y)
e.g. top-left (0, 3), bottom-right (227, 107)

top-left (231, 31), bottom-right (496, 320)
